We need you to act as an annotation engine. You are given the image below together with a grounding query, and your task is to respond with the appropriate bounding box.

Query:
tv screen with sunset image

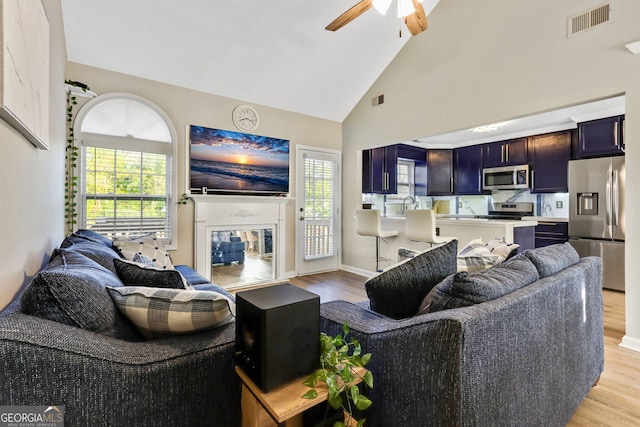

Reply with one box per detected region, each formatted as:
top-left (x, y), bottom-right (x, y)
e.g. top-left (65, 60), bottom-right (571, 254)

top-left (189, 125), bottom-right (290, 195)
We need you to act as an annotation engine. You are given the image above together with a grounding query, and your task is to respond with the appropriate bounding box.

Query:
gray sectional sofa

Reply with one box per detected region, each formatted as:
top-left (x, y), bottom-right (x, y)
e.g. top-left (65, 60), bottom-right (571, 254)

top-left (0, 230), bottom-right (604, 427)
top-left (320, 242), bottom-right (604, 427)
top-left (0, 230), bottom-right (240, 426)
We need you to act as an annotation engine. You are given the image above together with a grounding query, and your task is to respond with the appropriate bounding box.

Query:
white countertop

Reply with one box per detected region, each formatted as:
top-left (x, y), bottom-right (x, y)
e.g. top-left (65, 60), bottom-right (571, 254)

top-left (382, 216), bottom-right (537, 227)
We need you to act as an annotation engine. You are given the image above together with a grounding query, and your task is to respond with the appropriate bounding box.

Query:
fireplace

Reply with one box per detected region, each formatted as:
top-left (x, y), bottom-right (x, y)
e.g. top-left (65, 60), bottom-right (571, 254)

top-left (193, 196), bottom-right (289, 289)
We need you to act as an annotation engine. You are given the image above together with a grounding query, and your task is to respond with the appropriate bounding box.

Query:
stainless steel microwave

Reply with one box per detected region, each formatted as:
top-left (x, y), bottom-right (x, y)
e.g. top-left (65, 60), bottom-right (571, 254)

top-left (482, 165), bottom-right (529, 191)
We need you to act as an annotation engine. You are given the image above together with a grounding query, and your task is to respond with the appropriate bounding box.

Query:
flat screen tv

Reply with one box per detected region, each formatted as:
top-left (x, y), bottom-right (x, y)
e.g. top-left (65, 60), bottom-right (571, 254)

top-left (189, 125), bottom-right (290, 195)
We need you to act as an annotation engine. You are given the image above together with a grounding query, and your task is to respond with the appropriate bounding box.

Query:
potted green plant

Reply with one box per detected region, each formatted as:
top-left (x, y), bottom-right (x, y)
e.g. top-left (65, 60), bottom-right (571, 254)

top-left (302, 323), bottom-right (373, 427)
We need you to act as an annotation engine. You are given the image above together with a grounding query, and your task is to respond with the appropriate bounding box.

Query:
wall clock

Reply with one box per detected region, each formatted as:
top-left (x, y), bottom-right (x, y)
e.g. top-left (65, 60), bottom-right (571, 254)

top-left (232, 105), bottom-right (259, 132)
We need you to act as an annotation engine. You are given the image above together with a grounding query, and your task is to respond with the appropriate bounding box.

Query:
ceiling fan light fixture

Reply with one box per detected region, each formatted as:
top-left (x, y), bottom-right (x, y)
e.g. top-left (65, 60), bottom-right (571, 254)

top-left (397, 0), bottom-right (415, 18)
top-left (373, 0), bottom-right (393, 15)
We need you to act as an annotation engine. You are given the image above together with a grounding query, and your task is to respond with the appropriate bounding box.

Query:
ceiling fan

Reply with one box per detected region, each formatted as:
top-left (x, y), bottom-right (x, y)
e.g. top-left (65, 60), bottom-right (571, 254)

top-left (326, 0), bottom-right (428, 36)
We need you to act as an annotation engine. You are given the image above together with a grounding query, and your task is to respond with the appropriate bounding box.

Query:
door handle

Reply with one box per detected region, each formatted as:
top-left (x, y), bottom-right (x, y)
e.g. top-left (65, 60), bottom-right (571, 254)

top-left (299, 216), bottom-right (305, 221)
top-left (450, 177), bottom-right (453, 194)
top-left (605, 170), bottom-right (612, 235)
top-left (501, 145), bottom-right (505, 163)
top-left (506, 144), bottom-right (510, 162)
top-left (614, 121), bottom-right (619, 148)
top-left (612, 170), bottom-right (619, 226)
top-left (531, 170), bottom-right (535, 189)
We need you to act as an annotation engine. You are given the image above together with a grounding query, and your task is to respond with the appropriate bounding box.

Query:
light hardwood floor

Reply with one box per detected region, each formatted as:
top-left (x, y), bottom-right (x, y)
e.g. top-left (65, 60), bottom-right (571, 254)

top-left (288, 271), bottom-right (640, 426)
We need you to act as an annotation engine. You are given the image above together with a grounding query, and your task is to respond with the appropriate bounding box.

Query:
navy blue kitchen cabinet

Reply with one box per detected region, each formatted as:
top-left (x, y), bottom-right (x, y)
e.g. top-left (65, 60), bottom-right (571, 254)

top-left (362, 145), bottom-right (397, 194)
top-left (576, 115), bottom-right (624, 158)
top-left (482, 137), bottom-right (528, 167)
top-left (427, 149), bottom-right (454, 196)
top-left (529, 131), bottom-right (571, 193)
top-left (534, 221), bottom-right (569, 248)
top-left (454, 145), bottom-right (485, 195)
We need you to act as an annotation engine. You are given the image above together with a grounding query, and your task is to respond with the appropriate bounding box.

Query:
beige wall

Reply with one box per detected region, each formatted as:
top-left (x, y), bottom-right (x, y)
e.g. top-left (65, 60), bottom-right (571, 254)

top-left (0, 2), bottom-right (67, 310)
top-left (341, 0), bottom-right (640, 346)
top-left (65, 62), bottom-right (342, 275)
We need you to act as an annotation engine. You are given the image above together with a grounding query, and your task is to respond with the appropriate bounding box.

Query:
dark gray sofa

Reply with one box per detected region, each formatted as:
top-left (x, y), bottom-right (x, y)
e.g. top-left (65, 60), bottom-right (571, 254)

top-left (0, 230), bottom-right (240, 426)
top-left (320, 243), bottom-right (604, 427)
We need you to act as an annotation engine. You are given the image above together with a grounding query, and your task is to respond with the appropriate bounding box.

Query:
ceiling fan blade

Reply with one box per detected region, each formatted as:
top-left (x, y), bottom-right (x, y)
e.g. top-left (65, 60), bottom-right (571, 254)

top-left (404, 0), bottom-right (428, 36)
top-left (326, 0), bottom-right (373, 31)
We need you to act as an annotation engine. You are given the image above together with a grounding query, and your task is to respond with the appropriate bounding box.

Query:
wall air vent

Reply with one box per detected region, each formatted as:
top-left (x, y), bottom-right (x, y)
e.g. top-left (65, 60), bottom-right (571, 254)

top-left (568, 2), bottom-right (613, 38)
top-left (371, 94), bottom-right (385, 107)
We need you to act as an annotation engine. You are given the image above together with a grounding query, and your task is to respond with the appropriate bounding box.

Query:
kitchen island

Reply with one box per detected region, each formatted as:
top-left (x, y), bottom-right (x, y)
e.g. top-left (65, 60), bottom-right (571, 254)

top-left (365, 215), bottom-right (538, 272)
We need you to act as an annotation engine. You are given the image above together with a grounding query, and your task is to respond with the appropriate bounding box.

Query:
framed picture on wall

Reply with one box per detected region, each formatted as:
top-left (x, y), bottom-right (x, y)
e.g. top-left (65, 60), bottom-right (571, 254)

top-left (0, 0), bottom-right (50, 150)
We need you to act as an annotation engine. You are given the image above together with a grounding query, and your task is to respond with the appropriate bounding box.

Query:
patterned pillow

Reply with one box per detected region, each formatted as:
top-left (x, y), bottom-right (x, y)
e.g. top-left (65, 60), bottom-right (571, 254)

top-left (106, 287), bottom-right (236, 339)
top-left (113, 258), bottom-right (188, 289)
top-left (114, 234), bottom-right (174, 269)
top-left (365, 239), bottom-right (457, 319)
top-left (485, 238), bottom-right (520, 260)
top-left (457, 239), bottom-right (502, 273)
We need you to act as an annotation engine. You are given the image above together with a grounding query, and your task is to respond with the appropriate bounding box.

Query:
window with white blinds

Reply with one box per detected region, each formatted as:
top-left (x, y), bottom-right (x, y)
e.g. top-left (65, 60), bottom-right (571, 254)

top-left (303, 157), bottom-right (336, 260)
top-left (79, 96), bottom-right (174, 241)
top-left (397, 159), bottom-right (415, 197)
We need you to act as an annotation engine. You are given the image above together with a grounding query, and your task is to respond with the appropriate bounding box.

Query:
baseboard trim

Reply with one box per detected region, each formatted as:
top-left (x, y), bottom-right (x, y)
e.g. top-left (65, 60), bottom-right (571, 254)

top-left (340, 264), bottom-right (372, 278)
top-left (619, 335), bottom-right (640, 353)
top-left (280, 270), bottom-right (296, 280)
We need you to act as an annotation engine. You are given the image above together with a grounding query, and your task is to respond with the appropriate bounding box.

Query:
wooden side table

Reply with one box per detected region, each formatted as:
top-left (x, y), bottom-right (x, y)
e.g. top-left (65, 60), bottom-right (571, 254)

top-left (236, 365), bottom-right (367, 427)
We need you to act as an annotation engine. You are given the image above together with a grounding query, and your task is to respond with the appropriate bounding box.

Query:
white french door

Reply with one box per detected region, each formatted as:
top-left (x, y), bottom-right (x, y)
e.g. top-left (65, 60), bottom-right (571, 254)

top-left (296, 146), bottom-right (341, 275)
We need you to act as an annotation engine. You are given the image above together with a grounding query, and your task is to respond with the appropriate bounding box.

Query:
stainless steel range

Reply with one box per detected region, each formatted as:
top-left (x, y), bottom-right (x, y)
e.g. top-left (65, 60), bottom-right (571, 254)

top-left (477, 202), bottom-right (535, 220)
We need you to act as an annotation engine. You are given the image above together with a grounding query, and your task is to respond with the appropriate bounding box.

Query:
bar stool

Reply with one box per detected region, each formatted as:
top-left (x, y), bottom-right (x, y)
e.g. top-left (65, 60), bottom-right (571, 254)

top-left (405, 209), bottom-right (455, 247)
top-left (355, 209), bottom-right (398, 271)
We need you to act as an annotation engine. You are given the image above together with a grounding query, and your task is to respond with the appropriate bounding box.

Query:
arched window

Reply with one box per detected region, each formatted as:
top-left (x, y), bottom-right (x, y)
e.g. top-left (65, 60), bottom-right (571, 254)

top-left (75, 93), bottom-right (177, 246)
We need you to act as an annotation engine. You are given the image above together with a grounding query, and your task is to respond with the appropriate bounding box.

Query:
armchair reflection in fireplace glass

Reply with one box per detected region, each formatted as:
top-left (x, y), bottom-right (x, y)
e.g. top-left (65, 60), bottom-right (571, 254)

top-left (211, 232), bottom-right (245, 265)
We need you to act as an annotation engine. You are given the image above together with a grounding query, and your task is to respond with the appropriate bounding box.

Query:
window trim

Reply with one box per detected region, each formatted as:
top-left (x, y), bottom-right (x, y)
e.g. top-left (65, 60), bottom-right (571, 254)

top-left (73, 93), bottom-right (179, 249)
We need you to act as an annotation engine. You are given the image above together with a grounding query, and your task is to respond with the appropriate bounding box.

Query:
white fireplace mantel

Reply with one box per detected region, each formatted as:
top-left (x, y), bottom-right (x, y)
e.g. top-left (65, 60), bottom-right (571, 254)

top-left (193, 195), bottom-right (292, 285)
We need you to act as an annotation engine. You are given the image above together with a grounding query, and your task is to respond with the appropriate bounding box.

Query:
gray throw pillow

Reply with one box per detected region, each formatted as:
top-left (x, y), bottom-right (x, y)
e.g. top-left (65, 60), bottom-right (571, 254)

top-left (365, 239), bottom-right (457, 319)
top-left (114, 258), bottom-right (188, 289)
top-left (20, 250), bottom-right (141, 341)
top-left (429, 254), bottom-right (540, 312)
top-left (524, 242), bottom-right (580, 278)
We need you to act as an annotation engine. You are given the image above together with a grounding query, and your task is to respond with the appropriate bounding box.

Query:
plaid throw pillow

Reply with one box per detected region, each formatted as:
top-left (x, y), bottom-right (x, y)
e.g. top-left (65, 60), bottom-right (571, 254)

top-left (106, 287), bottom-right (235, 339)
top-left (457, 238), bottom-right (502, 273)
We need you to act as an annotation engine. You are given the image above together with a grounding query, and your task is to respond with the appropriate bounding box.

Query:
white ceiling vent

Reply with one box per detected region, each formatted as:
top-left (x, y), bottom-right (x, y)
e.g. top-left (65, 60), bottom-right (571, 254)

top-left (371, 94), bottom-right (385, 107)
top-left (568, 2), bottom-right (614, 38)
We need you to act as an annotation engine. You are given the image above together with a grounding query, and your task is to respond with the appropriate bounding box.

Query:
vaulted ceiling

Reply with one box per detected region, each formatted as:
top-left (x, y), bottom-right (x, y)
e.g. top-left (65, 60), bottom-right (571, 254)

top-left (61, 0), bottom-right (440, 123)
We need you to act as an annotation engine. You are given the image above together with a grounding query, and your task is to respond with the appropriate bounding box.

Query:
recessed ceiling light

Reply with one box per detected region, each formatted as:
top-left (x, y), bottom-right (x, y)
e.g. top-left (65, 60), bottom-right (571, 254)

top-left (470, 121), bottom-right (511, 133)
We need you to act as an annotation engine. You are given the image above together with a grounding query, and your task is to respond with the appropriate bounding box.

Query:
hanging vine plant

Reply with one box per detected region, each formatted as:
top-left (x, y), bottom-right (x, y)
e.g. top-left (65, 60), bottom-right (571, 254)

top-left (64, 80), bottom-right (93, 235)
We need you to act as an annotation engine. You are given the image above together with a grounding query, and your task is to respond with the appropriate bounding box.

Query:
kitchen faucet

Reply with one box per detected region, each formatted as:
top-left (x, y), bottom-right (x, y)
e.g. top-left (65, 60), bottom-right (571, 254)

top-left (401, 195), bottom-right (416, 214)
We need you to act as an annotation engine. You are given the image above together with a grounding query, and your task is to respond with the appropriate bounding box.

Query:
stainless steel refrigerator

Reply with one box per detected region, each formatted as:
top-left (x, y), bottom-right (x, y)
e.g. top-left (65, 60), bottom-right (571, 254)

top-left (568, 156), bottom-right (625, 291)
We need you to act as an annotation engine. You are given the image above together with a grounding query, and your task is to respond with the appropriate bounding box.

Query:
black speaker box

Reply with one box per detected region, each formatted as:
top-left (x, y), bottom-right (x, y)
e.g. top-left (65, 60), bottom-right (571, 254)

top-left (235, 283), bottom-right (320, 392)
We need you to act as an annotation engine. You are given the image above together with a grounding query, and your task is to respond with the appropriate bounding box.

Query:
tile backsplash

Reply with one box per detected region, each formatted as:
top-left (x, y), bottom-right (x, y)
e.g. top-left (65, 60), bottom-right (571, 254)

top-left (362, 190), bottom-right (569, 218)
